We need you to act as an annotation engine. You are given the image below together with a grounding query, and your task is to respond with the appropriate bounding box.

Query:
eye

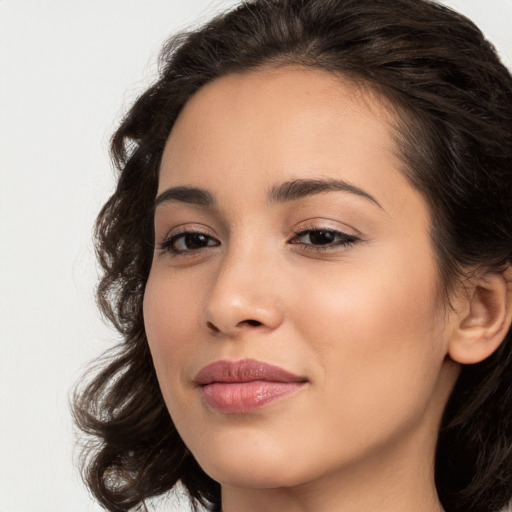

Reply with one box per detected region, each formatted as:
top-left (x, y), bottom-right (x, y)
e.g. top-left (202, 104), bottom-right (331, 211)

top-left (289, 228), bottom-right (358, 250)
top-left (160, 231), bottom-right (220, 255)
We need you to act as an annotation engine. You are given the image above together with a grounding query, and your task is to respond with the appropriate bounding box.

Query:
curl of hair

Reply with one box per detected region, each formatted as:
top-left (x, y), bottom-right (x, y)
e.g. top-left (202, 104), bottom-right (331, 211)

top-left (73, 1), bottom-right (512, 511)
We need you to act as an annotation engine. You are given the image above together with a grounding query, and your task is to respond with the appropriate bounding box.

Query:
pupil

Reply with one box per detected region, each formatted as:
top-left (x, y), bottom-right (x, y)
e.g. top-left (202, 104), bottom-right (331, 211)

top-left (310, 230), bottom-right (334, 245)
top-left (186, 233), bottom-right (208, 249)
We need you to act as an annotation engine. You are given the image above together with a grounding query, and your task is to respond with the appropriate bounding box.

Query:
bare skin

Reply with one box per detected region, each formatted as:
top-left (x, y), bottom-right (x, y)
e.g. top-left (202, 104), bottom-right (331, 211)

top-left (143, 67), bottom-right (512, 512)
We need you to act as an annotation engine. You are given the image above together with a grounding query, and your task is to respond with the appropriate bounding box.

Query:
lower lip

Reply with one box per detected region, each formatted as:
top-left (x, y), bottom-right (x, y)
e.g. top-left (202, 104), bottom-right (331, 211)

top-left (201, 380), bottom-right (306, 413)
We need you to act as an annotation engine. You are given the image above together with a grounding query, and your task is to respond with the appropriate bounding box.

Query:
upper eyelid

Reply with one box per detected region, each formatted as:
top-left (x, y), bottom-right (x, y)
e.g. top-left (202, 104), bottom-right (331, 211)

top-left (159, 223), bottom-right (219, 241)
top-left (156, 218), bottom-right (362, 244)
top-left (292, 228), bottom-right (356, 236)
top-left (168, 231), bottom-right (219, 244)
top-left (157, 223), bottom-right (357, 239)
top-left (291, 221), bottom-right (360, 237)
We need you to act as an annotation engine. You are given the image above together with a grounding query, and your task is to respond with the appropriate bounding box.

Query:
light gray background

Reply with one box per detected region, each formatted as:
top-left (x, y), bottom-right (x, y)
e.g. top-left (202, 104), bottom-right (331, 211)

top-left (1, 1), bottom-right (511, 511)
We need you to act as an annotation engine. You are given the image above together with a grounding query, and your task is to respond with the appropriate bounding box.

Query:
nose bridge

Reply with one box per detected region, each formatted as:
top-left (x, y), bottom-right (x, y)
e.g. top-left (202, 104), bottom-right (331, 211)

top-left (202, 232), bottom-right (283, 335)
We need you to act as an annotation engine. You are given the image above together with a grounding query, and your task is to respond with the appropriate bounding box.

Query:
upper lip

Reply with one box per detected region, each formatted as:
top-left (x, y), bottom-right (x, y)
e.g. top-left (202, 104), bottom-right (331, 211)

top-left (194, 359), bottom-right (307, 385)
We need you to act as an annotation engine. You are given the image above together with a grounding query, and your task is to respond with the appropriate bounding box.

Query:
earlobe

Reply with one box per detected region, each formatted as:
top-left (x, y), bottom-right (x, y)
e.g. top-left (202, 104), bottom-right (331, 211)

top-left (448, 267), bottom-right (512, 365)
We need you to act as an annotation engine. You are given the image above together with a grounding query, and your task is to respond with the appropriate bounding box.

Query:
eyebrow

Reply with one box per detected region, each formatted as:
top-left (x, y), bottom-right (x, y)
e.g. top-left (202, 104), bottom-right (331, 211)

top-left (154, 186), bottom-right (215, 209)
top-left (154, 178), bottom-right (382, 210)
top-left (268, 178), bottom-right (382, 208)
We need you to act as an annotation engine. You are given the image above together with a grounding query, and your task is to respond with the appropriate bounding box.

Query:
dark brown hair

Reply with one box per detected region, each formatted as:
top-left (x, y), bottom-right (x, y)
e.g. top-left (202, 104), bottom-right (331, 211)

top-left (73, 1), bottom-right (512, 511)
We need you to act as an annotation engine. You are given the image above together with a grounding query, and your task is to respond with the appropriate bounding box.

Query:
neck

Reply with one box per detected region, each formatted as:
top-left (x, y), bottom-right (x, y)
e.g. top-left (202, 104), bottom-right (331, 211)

top-left (220, 415), bottom-right (446, 512)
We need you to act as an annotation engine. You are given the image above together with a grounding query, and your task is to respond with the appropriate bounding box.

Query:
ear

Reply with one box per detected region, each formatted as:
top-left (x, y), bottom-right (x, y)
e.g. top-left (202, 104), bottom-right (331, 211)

top-left (449, 267), bottom-right (512, 365)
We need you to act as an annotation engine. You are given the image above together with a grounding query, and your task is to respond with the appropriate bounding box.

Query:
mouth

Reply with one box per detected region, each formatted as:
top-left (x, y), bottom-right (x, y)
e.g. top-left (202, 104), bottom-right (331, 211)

top-left (194, 359), bottom-right (308, 414)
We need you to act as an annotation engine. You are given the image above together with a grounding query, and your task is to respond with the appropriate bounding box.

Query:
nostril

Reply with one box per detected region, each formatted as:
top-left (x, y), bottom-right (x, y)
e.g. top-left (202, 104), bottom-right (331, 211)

top-left (205, 318), bottom-right (265, 334)
top-left (206, 321), bottom-right (220, 332)
top-left (244, 319), bottom-right (262, 327)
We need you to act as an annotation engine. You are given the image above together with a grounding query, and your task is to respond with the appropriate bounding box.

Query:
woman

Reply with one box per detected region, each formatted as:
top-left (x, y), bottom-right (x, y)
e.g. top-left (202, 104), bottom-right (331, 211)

top-left (73, 1), bottom-right (512, 511)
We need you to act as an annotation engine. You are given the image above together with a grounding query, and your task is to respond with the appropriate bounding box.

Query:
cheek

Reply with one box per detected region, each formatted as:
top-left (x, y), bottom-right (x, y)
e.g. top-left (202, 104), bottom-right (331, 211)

top-left (142, 269), bottom-right (202, 402)
top-left (294, 243), bottom-right (441, 349)
top-left (291, 244), bottom-right (447, 435)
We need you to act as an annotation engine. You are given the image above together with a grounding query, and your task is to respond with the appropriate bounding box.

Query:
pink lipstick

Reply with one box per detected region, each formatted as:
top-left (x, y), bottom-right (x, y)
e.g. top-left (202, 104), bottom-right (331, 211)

top-left (194, 359), bottom-right (307, 413)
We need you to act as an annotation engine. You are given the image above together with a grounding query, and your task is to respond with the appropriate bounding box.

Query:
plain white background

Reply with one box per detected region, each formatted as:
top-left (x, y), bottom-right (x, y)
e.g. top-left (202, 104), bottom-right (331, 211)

top-left (1, 1), bottom-right (511, 511)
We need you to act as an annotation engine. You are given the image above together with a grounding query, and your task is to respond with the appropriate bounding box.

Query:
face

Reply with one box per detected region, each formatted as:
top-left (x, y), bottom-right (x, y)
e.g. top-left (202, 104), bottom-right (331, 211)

top-left (143, 67), bottom-right (459, 491)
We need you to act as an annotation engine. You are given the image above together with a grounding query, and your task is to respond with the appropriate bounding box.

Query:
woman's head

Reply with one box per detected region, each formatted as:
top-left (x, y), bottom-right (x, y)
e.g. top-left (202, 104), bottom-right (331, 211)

top-left (73, 1), bottom-right (512, 511)
top-left (146, 65), bottom-right (468, 508)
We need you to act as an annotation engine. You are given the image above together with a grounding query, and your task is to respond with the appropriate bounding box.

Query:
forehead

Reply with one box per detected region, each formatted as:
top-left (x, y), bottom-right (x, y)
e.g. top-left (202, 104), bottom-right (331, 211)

top-left (159, 66), bottom-right (420, 217)
top-left (164, 66), bottom-right (394, 164)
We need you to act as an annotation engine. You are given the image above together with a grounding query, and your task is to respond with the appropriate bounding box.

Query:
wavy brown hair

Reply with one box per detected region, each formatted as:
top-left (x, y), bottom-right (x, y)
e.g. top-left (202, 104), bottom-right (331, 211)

top-left (73, 1), bottom-right (512, 511)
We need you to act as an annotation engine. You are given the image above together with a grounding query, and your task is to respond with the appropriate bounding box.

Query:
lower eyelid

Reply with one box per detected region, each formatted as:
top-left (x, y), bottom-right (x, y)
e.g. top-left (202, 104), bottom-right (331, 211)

top-left (292, 240), bottom-right (358, 251)
top-left (156, 224), bottom-right (359, 259)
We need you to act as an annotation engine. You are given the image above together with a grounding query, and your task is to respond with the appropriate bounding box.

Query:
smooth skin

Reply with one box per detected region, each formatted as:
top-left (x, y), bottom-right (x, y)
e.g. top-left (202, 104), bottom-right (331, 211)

top-left (143, 67), bottom-right (512, 512)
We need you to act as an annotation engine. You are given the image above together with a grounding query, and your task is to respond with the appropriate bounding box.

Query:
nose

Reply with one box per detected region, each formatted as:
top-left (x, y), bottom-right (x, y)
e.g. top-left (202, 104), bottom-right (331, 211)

top-left (201, 242), bottom-right (284, 338)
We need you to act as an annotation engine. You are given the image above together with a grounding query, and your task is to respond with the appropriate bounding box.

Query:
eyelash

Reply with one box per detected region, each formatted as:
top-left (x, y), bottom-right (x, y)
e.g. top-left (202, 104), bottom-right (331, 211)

top-left (289, 225), bottom-right (359, 252)
top-left (159, 229), bottom-right (220, 256)
top-left (159, 226), bottom-right (359, 257)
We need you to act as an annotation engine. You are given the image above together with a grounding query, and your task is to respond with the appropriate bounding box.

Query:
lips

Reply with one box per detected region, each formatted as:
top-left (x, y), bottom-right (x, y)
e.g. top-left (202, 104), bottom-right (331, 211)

top-left (194, 359), bottom-right (308, 413)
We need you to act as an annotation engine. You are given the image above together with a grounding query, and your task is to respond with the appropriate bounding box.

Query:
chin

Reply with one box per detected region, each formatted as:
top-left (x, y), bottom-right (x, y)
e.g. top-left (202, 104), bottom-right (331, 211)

top-left (203, 461), bottom-right (306, 490)
top-left (192, 440), bottom-right (312, 489)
